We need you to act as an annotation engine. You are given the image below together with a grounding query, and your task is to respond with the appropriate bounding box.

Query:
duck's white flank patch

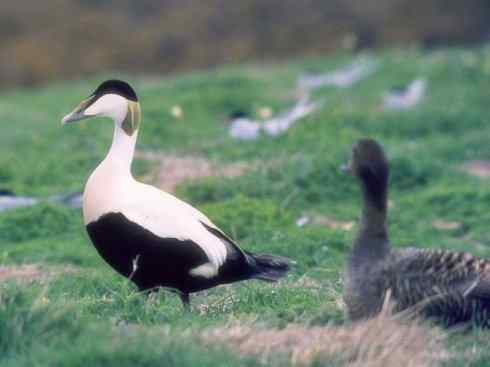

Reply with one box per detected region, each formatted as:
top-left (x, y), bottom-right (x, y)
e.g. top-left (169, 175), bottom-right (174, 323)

top-left (189, 263), bottom-right (218, 278)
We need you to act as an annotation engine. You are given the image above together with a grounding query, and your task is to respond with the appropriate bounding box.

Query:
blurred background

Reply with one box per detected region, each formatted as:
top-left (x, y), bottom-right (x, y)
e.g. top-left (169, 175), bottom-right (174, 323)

top-left (1, 0), bottom-right (490, 88)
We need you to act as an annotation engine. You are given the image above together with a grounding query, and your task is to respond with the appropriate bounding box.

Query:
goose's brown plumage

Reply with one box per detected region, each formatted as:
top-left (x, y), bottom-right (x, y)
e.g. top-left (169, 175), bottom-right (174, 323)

top-left (343, 139), bottom-right (490, 324)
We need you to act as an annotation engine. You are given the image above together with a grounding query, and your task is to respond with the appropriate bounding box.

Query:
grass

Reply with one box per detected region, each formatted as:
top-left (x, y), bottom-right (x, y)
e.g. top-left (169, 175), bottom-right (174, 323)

top-left (1, 46), bottom-right (490, 365)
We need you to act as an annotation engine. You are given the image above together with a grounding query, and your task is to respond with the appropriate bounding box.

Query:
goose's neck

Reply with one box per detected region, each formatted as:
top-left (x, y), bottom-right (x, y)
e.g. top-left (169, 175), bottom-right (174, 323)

top-left (351, 188), bottom-right (390, 263)
top-left (359, 200), bottom-right (387, 237)
top-left (104, 123), bottom-right (138, 175)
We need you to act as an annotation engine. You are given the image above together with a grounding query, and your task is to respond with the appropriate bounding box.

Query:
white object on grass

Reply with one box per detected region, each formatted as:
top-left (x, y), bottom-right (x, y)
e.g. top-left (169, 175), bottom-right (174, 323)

top-left (228, 97), bottom-right (323, 140)
top-left (383, 79), bottom-right (427, 110)
top-left (298, 59), bottom-right (378, 91)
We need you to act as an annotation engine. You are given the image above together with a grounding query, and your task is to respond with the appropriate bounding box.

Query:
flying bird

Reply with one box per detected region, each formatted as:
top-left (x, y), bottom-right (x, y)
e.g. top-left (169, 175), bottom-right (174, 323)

top-left (343, 138), bottom-right (490, 325)
top-left (62, 80), bottom-right (290, 308)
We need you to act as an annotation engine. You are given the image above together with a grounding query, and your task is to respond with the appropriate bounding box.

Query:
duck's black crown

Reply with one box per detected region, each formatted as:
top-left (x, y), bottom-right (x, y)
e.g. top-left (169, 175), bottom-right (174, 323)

top-left (92, 80), bottom-right (138, 102)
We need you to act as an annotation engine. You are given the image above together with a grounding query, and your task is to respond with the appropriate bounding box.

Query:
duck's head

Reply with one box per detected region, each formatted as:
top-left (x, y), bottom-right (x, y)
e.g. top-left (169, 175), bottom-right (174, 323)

top-left (62, 79), bottom-right (141, 136)
top-left (343, 138), bottom-right (389, 210)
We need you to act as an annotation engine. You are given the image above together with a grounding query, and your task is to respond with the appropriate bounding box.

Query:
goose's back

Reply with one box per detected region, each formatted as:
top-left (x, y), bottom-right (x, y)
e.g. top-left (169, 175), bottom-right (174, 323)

top-left (345, 247), bottom-right (490, 323)
top-left (387, 248), bottom-right (490, 322)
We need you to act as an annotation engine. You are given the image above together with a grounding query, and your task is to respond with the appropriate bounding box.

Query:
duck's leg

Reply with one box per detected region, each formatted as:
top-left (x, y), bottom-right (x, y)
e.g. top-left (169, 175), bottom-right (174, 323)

top-left (180, 293), bottom-right (190, 310)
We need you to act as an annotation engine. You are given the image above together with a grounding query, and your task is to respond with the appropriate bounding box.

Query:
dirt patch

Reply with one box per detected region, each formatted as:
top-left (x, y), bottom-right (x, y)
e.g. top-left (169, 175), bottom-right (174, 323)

top-left (297, 215), bottom-right (355, 231)
top-left (462, 160), bottom-right (490, 178)
top-left (314, 216), bottom-right (355, 231)
top-left (292, 275), bottom-right (323, 290)
top-left (432, 219), bottom-right (462, 231)
top-left (135, 151), bottom-right (250, 193)
top-left (0, 264), bottom-right (75, 283)
top-left (202, 314), bottom-right (446, 366)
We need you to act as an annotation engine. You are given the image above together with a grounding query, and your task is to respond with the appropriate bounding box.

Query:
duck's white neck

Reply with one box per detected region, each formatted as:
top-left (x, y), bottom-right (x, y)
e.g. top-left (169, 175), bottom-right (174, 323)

top-left (103, 122), bottom-right (138, 175)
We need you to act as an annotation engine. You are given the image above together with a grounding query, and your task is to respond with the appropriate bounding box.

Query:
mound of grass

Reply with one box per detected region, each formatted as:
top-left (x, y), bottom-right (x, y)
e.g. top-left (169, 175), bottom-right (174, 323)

top-left (0, 204), bottom-right (80, 243)
top-left (0, 285), bottom-right (256, 367)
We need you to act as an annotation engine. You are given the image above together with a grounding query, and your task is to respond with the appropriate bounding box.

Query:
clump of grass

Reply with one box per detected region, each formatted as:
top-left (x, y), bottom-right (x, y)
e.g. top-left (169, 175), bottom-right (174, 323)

top-left (202, 314), bottom-right (445, 366)
top-left (0, 203), bottom-right (80, 243)
top-left (200, 195), bottom-right (293, 240)
top-left (0, 284), bottom-right (257, 367)
top-left (0, 284), bottom-right (80, 358)
top-left (0, 263), bottom-right (76, 283)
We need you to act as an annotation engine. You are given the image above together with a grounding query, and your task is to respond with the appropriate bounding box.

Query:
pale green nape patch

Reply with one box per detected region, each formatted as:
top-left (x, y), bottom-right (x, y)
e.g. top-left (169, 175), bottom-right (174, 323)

top-left (121, 100), bottom-right (141, 136)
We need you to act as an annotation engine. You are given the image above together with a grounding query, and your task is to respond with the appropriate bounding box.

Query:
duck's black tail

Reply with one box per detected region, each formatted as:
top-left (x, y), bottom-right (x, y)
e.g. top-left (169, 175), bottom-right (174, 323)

top-left (246, 252), bottom-right (291, 282)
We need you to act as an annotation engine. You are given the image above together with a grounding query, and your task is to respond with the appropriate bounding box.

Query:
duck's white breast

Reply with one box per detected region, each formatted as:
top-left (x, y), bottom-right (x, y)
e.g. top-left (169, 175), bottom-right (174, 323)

top-left (83, 162), bottom-right (228, 269)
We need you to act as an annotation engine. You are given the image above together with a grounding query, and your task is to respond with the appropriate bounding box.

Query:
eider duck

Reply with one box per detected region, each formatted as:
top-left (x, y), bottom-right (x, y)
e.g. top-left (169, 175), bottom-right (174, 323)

top-left (343, 138), bottom-right (490, 325)
top-left (62, 80), bottom-right (290, 307)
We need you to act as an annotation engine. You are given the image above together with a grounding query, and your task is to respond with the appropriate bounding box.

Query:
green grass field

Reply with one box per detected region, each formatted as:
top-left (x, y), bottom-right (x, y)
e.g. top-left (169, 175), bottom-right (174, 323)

top-left (2, 47), bottom-right (490, 366)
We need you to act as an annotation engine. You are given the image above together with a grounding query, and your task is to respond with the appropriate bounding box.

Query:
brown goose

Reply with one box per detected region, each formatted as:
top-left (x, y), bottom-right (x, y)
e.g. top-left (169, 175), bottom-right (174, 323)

top-left (343, 138), bottom-right (490, 324)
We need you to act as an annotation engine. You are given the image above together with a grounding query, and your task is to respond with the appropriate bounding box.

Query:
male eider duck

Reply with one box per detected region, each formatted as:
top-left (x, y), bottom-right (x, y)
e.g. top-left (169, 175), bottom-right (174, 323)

top-left (62, 80), bottom-right (290, 307)
top-left (343, 138), bottom-right (490, 325)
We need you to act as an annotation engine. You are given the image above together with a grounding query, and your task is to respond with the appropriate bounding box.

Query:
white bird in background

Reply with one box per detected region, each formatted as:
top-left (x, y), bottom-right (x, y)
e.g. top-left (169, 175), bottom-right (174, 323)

top-left (383, 79), bottom-right (427, 110)
top-left (0, 190), bottom-right (83, 213)
top-left (228, 58), bottom-right (379, 142)
top-left (0, 191), bottom-right (38, 212)
top-left (228, 97), bottom-right (321, 141)
top-left (61, 80), bottom-right (290, 308)
top-left (298, 59), bottom-right (378, 91)
top-left (228, 111), bottom-right (261, 141)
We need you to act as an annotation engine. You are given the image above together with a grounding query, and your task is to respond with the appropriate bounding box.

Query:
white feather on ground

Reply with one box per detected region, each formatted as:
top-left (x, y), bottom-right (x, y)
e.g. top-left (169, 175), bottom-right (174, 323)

top-left (228, 97), bottom-right (322, 141)
top-left (228, 58), bottom-right (378, 141)
top-left (0, 195), bottom-right (38, 212)
top-left (383, 79), bottom-right (427, 110)
top-left (228, 117), bottom-right (261, 141)
top-left (50, 192), bottom-right (83, 208)
top-left (298, 58), bottom-right (378, 91)
top-left (0, 191), bottom-right (83, 213)
top-left (262, 97), bottom-right (321, 136)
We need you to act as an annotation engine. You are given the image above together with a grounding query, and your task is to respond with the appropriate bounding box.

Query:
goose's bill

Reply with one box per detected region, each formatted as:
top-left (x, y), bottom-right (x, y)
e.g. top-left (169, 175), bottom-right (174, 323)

top-left (61, 96), bottom-right (96, 125)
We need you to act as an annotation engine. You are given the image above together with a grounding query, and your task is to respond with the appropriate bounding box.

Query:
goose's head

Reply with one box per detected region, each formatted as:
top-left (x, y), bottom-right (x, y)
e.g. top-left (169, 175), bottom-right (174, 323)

top-left (62, 79), bottom-right (141, 136)
top-left (343, 138), bottom-right (389, 210)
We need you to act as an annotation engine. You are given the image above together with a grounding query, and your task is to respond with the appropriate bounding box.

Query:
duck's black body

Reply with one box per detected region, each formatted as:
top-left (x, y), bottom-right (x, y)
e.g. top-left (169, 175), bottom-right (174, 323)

top-left (86, 212), bottom-right (287, 295)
